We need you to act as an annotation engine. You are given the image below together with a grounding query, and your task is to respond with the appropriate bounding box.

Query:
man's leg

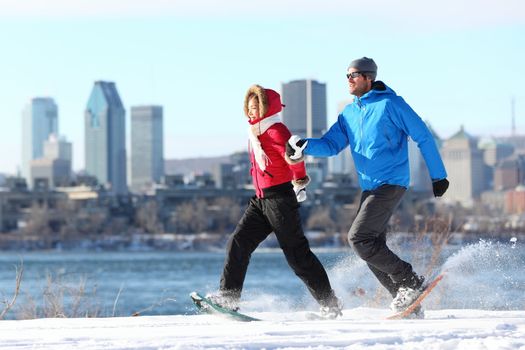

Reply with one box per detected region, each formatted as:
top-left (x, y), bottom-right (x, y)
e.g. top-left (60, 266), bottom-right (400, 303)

top-left (348, 185), bottom-right (415, 285)
top-left (365, 232), bottom-right (400, 297)
top-left (219, 197), bottom-right (272, 299)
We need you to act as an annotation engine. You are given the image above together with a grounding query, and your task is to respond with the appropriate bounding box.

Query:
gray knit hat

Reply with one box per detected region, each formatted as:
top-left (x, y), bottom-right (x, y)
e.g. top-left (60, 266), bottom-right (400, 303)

top-left (348, 57), bottom-right (377, 80)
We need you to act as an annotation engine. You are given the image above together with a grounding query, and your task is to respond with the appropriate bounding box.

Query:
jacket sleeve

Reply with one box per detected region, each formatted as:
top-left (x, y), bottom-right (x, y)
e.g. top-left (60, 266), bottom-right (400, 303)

top-left (304, 114), bottom-right (350, 157)
top-left (271, 123), bottom-right (307, 180)
top-left (389, 97), bottom-right (447, 180)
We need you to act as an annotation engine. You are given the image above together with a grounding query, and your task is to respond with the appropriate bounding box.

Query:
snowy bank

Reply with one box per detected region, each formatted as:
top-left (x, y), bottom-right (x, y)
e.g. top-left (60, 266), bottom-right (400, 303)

top-left (1, 308), bottom-right (524, 350)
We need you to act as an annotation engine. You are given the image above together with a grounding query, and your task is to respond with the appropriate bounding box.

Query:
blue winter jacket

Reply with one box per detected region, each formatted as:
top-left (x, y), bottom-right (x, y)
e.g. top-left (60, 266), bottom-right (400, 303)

top-left (305, 82), bottom-right (447, 191)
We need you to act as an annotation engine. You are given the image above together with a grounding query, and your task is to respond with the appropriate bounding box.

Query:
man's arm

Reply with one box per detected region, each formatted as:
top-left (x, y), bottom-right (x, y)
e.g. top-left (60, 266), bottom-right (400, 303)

top-left (389, 97), bottom-right (449, 196)
top-left (286, 114), bottom-right (350, 163)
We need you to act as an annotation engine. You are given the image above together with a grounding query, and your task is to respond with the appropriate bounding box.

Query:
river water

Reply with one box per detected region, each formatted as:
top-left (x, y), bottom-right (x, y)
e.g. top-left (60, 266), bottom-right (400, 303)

top-left (0, 237), bottom-right (523, 319)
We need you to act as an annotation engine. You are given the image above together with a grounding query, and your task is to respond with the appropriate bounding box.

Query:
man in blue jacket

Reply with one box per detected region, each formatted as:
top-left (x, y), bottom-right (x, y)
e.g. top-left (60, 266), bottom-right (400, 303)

top-left (286, 57), bottom-right (449, 316)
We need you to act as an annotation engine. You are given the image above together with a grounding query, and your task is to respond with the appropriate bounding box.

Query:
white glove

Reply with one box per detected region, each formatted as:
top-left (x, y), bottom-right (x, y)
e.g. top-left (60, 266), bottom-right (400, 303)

top-left (295, 187), bottom-right (307, 202)
top-left (292, 175), bottom-right (310, 202)
top-left (286, 135), bottom-right (308, 163)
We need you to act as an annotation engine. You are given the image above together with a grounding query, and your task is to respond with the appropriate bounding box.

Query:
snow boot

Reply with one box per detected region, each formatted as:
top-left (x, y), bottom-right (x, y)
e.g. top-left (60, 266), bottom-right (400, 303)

top-left (205, 292), bottom-right (240, 312)
top-left (320, 295), bottom-right (343, 319)
top-left (390, 273), bottom-right (425, 313)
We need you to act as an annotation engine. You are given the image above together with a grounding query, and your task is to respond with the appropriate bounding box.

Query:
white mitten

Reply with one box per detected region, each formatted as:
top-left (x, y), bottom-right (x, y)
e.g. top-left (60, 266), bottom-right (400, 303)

top-left (295, 187), bottom-right (307, 202)
top-left (286, 135), bottom-right (308, 164)
top-left (292, 175), bottom-right (310, 202)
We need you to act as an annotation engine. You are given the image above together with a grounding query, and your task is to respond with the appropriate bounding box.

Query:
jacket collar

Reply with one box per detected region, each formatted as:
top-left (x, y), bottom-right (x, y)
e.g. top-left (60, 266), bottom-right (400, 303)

top-left (355, 81), bottom-right (395, 104)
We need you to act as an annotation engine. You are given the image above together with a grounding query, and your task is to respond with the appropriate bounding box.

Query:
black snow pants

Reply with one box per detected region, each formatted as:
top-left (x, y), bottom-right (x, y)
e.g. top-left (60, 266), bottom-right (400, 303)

top-left (348, 184), bottom-right (414, 297)
top-left (219, 182), bottom-right (336, 307)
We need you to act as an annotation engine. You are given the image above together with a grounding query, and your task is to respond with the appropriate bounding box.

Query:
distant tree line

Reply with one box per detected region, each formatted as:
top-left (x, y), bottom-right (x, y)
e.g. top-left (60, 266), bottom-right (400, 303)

top-left (3, 190), bottom-right (520, 244)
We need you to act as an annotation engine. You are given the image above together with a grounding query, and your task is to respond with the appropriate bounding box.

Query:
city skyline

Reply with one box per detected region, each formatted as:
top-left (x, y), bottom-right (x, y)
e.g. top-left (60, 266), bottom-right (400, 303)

top-left (1, 0), bottom-right (524, 174)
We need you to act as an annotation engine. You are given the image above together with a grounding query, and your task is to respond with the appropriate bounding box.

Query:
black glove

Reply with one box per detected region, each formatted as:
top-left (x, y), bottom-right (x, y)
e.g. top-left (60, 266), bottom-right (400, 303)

top-left (432, 178), bottom-right (449, 197)
top-left (285, 135), bottom-right (308, 164)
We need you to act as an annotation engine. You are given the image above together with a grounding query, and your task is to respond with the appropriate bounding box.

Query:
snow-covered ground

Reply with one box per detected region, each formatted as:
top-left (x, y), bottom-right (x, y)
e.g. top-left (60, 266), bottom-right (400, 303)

top-left (1, 239), bottom-right (523, 349)
top-left (1, 308), bottom-right (524, 349)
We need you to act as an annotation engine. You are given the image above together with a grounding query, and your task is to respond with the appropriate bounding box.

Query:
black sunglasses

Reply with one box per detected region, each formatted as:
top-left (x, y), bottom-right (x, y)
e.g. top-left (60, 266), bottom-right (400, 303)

top-left (346, 71), bottom-right (371, 79)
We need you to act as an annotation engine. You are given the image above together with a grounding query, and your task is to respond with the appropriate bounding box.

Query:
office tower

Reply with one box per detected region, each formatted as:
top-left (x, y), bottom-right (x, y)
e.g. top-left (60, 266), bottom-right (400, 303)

top-left (441, 126), bottom-right (484, 206)
top-left (329, 149), bottom-right (353, 174)
top-left (479, 137), bottom-right (515, 191)
top-left (44, 134), bottom-right (72, 161)
top-left (331, 102), bottom-right (351, 177)
top-left (212, 163), bottom-right (235, 189)
top-left (31, 134), bottom-right (72, 189)
top-left (230, 151), bottom-right (251, 188)
top-left (329, 99), bottom-right (356, 181)
top-left (21, 97), bottom-right (58, 185)
top-left (281, 79), bottom-right (328, 183)
top-left (130, 105), bottom-right (164, 193)
top-left (494, 156), bottom-right (525, 191)
top-left (479, 138), bottom-right (515, 167)
top-left (281, 79), bottom-right (327, 138)
top-left (85, 81), bottom-right (127, 194)
top-left (408, 139), bottom-right (430, 192)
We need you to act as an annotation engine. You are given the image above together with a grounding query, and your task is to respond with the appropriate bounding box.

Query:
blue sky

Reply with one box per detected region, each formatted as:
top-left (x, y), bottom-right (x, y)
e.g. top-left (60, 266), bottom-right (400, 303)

top-left (1, 0), bottom-right (524, 174)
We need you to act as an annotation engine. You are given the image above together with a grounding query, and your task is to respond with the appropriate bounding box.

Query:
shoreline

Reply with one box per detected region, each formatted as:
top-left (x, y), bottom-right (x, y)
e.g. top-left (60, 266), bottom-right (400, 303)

top-left (0, 231), bottom-right (522, 253)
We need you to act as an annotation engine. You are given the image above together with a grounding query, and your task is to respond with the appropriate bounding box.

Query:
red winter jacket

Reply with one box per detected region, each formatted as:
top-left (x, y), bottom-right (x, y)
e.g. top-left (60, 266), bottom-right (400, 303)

top-left (249, 123), bottom-right (306, 198)
top-left (244, 86), bottom-right (306, 198)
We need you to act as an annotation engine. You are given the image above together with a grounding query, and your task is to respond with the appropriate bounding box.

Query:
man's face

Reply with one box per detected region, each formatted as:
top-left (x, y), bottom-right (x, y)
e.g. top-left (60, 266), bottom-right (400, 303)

top-left (347, 68), bottom-right (372, 97)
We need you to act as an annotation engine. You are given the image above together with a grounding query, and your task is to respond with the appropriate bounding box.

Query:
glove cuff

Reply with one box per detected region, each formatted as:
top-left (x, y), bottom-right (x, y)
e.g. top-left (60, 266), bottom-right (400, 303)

top-left (292, 175), bottom-right (310, 189)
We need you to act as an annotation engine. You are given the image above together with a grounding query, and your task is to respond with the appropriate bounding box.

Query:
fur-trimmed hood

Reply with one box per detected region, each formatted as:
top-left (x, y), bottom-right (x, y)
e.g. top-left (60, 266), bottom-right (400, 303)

top-left (244, 85), bottom-right (284, 124)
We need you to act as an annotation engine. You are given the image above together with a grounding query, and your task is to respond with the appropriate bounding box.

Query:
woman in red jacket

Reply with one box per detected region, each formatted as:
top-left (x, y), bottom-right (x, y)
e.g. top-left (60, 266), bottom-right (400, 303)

top-left (210, 85), bottom-right (342, 318)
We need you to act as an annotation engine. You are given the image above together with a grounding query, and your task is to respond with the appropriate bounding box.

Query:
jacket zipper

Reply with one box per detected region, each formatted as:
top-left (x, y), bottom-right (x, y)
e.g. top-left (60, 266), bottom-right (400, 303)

top-left (357, 98), bottom-right (364, 141)
top-left (263, 170), bottom-right (274, 178)
top-left (357, 98), bottom-right (367, 176)
top-left (249, 141), bottom-right (262, 197)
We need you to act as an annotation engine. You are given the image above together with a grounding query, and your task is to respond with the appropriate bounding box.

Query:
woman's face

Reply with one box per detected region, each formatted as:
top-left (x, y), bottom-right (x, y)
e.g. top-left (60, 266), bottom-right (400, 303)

top-left (247, 97), bottom-right (260, 120)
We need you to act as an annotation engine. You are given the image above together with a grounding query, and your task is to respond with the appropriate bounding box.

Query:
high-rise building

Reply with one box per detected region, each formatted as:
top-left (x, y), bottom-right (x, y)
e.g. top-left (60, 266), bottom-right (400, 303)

top-left (44, 134), bottom-right (72, 162)
top-left (479, 137), bottom-right (515, 191)
top-left (493, 155), bottom-right (525, 191)
top-left (85, 81), bottom-right (127, 194)
top-left (328, 99), bottom-right (356, 183)
top-left (30, 134), bottom-right (72, 189)
top-left (441, 126), bottom-right (485, 206)
top-left (212, 163), bottom-right (235, 189)
top-left (281, 79), bottom-right (327, 138)
top-left (130, 105), bottom-right (164, 193)
top-left (479, 138), bottom-right (515, 167)
top-left (329, 148), bottom-right (353, 174)
top-left (281, 79), bottom-right (328, 183)
top-left (21, 97), bottom-right (58, 184)
top-left (230, 151), bottom-right (251, 189)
